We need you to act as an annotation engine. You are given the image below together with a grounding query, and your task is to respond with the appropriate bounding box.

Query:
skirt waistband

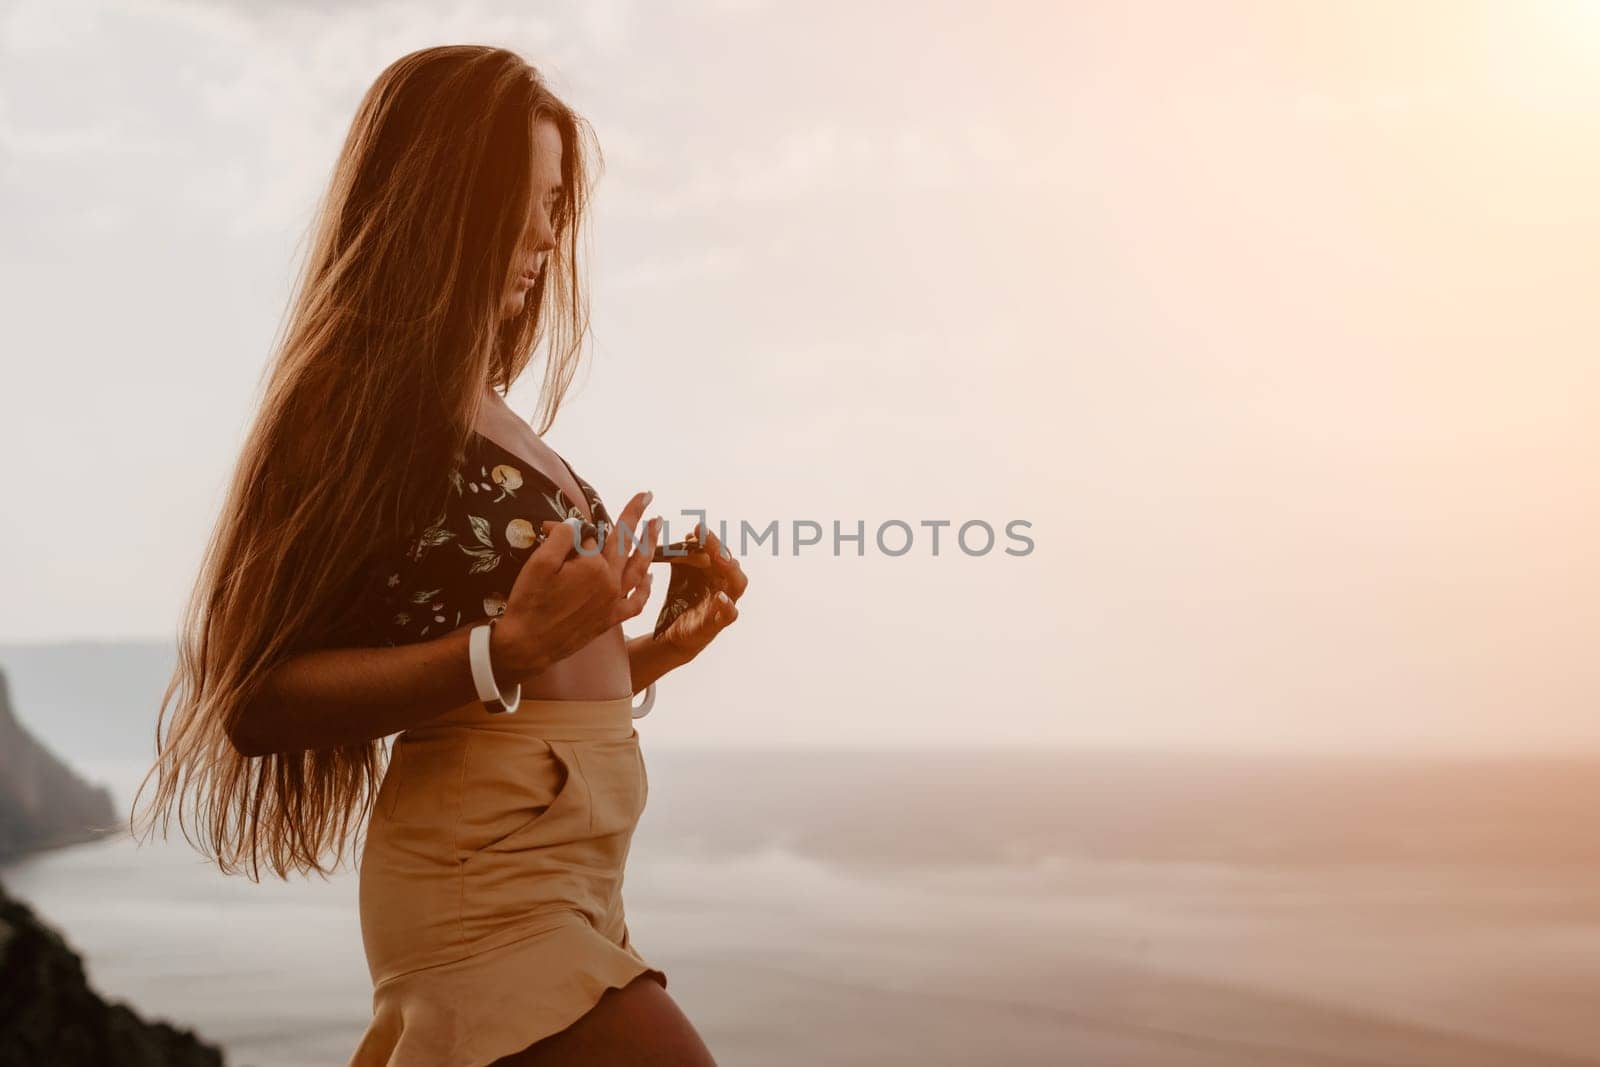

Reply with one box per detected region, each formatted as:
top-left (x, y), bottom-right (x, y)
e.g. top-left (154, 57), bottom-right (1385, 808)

top-left (407, 695), bottom-right (637, 741)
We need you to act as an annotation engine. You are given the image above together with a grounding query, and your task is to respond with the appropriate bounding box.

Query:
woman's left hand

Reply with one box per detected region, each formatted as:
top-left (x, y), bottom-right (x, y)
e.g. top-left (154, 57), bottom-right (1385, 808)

top-left (660, 524), bottom-right (747, 659)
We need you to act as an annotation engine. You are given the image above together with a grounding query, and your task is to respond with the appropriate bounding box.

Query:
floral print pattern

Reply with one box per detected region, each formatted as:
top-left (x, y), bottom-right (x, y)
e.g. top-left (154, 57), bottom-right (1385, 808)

top-left (336, 433), bottom-right (613, 646)
top-left (332, 430), bottom-right (718, 649)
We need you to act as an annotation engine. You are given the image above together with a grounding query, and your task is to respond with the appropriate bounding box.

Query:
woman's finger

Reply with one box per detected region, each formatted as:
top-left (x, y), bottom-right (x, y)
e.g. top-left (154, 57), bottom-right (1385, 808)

top-left (712, 590), bottom-right (738, 628)
top-left (522, 517), bottom-right (578, 579)
top-left (606, 490), bottom-right (653, 569)
top-left (618, 516), bottom-right (659, 596)
top-left (577, 518), bottom-right (601, 555)
top-left (608, 568), bottom-right (653, 626)
top-left (652, 541), bottom-right (712, 567)
top-left (701, 526), bottom-right (748, 600)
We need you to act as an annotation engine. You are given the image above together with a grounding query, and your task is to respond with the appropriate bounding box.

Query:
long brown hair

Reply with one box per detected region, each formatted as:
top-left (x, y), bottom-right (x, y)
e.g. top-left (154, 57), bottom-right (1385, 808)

top-left (128, 45), bottom-right (602, 880)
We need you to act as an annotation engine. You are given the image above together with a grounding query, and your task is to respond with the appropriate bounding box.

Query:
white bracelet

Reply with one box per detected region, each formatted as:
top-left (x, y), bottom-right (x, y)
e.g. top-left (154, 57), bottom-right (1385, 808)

top-left (468, 618), bottom-right (522, 715)
top-left (632, 681), bottom-right (656, 719)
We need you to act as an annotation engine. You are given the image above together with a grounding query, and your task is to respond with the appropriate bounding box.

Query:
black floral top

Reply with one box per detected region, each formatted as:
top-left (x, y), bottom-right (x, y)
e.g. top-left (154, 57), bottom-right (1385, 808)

top-left (329, 431), bottom-right (713, 649)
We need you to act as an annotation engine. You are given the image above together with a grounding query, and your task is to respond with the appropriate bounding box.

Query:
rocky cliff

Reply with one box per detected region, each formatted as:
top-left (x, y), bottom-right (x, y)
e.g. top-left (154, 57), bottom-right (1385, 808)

top-left (0, 664), bottom-right (226, 1063)
top-left (0, 877), bottom-right (225, 1066)
top-left (0, 667), bottom-right (119, 861)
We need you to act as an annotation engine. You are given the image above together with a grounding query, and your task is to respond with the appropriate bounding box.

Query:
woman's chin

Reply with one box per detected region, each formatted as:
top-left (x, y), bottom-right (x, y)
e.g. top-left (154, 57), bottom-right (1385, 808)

top-left (501, 290), bottom-right (528, 319)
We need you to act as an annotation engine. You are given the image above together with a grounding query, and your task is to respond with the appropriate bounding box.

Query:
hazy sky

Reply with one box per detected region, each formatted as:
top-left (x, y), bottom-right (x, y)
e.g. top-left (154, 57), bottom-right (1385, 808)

top-left (2, 0), bottom-right (1597, 751)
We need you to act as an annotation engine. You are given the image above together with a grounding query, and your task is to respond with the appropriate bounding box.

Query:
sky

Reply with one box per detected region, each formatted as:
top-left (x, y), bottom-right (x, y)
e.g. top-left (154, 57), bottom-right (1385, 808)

top-left (1, 0), bottom-right (1597, 752)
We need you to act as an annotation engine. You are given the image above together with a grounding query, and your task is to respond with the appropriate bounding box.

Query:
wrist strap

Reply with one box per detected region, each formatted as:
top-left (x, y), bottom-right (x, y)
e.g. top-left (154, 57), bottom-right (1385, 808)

top-left (469, 618), bottom-right (521, 715)
top-left (632, 681), bottom-right (656, 719)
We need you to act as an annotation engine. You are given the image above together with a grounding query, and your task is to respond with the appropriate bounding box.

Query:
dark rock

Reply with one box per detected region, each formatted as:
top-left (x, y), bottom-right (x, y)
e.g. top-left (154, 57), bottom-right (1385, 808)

top-left (0, 664), bottom-right (227, 1063)
top-left (0, 877), bottom-right (226, 1066)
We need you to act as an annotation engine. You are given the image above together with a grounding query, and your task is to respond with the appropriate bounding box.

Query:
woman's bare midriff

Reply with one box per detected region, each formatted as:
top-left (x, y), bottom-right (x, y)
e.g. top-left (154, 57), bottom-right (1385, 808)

top-left (518, 624), bottom-right (633, 701)
top-left (427, 601), bottom-right (633, 727)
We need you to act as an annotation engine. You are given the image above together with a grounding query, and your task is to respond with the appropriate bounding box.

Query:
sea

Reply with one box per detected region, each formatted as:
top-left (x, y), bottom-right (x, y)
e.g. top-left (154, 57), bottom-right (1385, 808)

top-left (5, 745), bottom-right (1599, 1066)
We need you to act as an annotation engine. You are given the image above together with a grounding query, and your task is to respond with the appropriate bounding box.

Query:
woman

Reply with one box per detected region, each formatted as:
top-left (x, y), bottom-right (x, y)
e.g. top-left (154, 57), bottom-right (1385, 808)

top-left (129, 45), bottom-right (747, 1066)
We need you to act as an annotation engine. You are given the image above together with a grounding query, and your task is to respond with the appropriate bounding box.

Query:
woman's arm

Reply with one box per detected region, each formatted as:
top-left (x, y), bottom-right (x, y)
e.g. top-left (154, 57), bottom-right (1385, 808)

top-left (232, 502), bottom-right (656, 756)
top-left (625, 633), bottom-right (694, 695)
top-left (229, 620), bottom-right (540, 757)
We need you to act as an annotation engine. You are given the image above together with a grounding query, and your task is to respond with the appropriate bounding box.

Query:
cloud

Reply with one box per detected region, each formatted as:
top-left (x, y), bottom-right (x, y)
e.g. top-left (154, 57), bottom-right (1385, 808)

top-left (0, 0), bottom-right (107, 52)
top-left (0, 0), bottom-right (595, 239)
top-left (602, 244), bottom-right (744, 289)
top-left (0, 102), bottom-right (167, 160)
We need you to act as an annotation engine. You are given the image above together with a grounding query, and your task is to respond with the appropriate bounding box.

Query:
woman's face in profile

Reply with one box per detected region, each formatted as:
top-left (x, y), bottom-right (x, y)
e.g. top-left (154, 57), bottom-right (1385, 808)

top-left (501, 118), bottom-right (564, 321)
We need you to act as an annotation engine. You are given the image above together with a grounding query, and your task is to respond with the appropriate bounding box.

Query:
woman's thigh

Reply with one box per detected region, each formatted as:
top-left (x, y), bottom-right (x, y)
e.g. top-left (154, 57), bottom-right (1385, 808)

top-left (488, 973), bottom-right (717, 1066)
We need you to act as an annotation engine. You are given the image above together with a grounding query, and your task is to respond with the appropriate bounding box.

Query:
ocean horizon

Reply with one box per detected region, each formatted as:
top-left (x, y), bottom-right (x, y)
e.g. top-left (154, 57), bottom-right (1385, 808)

top-left (7, 746), bottom-right (1600, 1066)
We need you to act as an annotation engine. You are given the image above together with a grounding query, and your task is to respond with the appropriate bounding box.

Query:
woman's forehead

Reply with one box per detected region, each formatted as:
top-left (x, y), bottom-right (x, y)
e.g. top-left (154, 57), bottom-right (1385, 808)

top-left (531, 119), bottom-right (564, 185)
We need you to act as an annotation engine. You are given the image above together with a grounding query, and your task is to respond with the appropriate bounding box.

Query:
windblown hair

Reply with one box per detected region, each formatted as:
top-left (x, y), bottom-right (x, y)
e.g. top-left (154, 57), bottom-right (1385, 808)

top-left (128, 45), bottom-right (602, 880)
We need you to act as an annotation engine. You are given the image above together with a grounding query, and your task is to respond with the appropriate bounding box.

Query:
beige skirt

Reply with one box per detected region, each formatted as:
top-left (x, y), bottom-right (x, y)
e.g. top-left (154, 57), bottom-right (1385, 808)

top-left (347, 695), bottom-right (666, 1066)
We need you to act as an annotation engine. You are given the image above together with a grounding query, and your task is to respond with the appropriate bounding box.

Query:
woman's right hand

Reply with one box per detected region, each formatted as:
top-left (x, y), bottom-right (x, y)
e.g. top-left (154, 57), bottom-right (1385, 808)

top-left (491, 491), bottom-right (661, 678)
